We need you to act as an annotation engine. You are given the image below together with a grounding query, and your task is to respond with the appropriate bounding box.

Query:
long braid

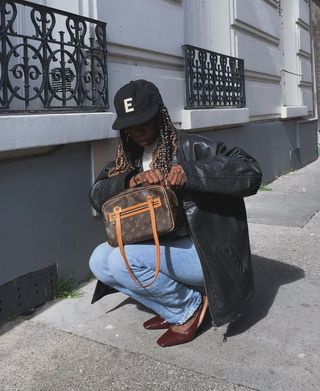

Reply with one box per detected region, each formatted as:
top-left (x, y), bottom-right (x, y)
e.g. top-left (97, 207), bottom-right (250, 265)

top-left (151, 106), bottom-right (177, 176)
top-left (108, 105), bottom-right (177, 177)
top-left (108, 133), bottom-right (134, 177)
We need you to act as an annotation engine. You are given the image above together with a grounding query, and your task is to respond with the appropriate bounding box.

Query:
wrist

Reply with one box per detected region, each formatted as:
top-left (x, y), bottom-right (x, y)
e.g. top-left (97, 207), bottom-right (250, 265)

top-left (132, 175), bottom-right (138, 186)
top-left (127, 176), bottom-right (135, 188)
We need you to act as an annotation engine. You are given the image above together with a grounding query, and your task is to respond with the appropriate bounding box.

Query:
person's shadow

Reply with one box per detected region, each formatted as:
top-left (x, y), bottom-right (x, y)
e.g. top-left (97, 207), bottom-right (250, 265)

top-left (106, 255), bottom-right (305, 338)
top-left (223, 255), bottom-right (305, 338)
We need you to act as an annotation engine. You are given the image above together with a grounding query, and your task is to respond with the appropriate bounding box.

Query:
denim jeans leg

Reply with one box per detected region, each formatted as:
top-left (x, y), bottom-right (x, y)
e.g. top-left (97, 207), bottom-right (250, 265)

top-left (89, 237), bottom-right (204, 324)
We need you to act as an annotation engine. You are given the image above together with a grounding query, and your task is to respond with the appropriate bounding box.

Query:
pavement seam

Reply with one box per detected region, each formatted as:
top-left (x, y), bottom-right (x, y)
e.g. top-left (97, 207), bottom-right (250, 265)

top-left (300, 208), bottom-right (320, 228)
top-left (248, 221), bottom-right (303, 228)
top-left (249, 221), bottom-right (320, 233)
top-left (29, 319), bottom-right (261, 391)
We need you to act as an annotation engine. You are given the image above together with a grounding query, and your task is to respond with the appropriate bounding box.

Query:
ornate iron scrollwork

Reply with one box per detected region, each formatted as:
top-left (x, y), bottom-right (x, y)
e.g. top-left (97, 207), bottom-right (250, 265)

top-left (51, 67), bottom-right (74, 93)
top-left (0, 0), bottom-right (108, 112)
top-left (183, 44), bottom-right (246, 109)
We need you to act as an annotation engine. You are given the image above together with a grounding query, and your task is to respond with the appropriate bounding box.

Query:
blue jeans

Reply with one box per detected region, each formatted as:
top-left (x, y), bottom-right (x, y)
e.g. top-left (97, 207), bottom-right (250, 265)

top-left (89, 236), bottom-right (205, 324)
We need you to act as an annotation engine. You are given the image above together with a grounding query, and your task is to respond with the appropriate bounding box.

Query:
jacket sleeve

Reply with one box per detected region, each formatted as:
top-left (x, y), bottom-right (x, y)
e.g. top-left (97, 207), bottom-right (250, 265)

top-left (180, 138), bottom-right (262, 198)
top-left (89, 162), bottom-right (138, 214)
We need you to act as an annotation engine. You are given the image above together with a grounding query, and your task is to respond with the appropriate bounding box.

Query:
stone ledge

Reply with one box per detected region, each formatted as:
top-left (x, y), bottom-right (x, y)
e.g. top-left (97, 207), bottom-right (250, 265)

top-left (0, 112), bottom-right (117, 152)
top-left (181, 108), bottom-right (250, 130)
top-left (280, 106), bottom-right (308, 119)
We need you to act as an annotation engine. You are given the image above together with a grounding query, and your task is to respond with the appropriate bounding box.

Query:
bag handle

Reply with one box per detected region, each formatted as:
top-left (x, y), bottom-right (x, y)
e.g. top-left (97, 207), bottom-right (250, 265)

top-left (114, 196), bottom-right (161, 288)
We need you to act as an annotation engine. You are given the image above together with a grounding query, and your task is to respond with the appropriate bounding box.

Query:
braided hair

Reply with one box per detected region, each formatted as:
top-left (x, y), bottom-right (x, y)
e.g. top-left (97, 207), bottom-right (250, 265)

top-left (108, 105), bottom-right (178, 177)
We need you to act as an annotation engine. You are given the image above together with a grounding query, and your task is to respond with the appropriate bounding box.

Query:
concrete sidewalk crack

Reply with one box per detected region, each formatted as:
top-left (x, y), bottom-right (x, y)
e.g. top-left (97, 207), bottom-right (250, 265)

top-left (301, 209), bottom-right (320, 228)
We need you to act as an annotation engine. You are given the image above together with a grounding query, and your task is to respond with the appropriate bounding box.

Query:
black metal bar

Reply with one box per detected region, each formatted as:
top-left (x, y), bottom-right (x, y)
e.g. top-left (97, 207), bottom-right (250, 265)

top-left (41, 9), bottom-right (49, 109)
top-left (0, 0), bottom-right (108, 112)
top-left (183, 44), bottom-right (246, 110)
top-left (89, 37), bottom-right (96, 105)
top-left (0, 10), bottom-right (8, 108)
top-left (60, 31), bottom-right (66, 106)
top-left (23, 36), bottom-right (29, 109)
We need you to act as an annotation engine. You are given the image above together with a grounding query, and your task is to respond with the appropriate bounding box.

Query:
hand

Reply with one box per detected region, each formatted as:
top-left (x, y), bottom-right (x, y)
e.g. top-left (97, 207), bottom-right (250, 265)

top-left (166, 165), bottom-right (186, 187)
top-left (129, 169), bottom-right (164, 188)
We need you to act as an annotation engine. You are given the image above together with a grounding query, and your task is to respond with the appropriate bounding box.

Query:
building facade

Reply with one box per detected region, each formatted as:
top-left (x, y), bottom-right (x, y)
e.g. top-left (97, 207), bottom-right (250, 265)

top-left (0, 0), bottom-right (318, 319)
top-left (312, 0), bottom-right (320, 129)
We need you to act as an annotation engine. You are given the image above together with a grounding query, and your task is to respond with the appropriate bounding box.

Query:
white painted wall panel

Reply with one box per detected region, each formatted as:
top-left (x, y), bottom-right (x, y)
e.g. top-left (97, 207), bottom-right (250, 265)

top-left (246, 81), bottom-right (282, 116)
top-left (45, 0), bottom-right (81, 14)
top-left (298, 26), bottom-right (311, 54)
top-left (184, 0), bottom-right (212, 50)
top-left (281, 0), bottom-right (301, 106)
top-left (283, 72), bottom-right (299, 106)
top-left (299, 57), bottom-right (312, 83)
top-left (184, 0), bottom-right (232, 56)
top-left (297, 0), bottom-right (310, 25)
top-left (300, 86), bottom-right (313, 111)
top-left (96, 0), bottom-right (184, 56)
top-left (210, 0), bottom-right (231, 55)
top-left (233, 0), bottom-right (281, 39)
top-left (235, 31), bottom-right (281, 76)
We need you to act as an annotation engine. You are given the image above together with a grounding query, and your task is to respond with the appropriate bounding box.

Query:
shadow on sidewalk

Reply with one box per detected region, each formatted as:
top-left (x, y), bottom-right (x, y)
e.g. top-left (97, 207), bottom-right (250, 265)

top-left (105, 297), bottom-right (154, 315)
top-left (224, 255), bottom-right (305, 338)
top-left (1, 256), bottom-right (304, 340)
top-left (105, 256), bottom-right (304, 340)
top-left (0, 316), bottom-right (31, 337)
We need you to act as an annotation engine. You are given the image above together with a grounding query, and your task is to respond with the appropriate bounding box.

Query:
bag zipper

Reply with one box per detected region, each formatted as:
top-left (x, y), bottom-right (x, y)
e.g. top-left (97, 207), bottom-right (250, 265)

top-left (108, 198), bottom-right (161, 222)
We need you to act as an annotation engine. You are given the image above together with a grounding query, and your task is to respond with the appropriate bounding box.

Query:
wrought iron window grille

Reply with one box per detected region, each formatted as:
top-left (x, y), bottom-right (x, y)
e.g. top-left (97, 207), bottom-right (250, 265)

top-left (0, 0), bottom-right (108, 113)
top-left (183, 44), bottom-right (246, 109)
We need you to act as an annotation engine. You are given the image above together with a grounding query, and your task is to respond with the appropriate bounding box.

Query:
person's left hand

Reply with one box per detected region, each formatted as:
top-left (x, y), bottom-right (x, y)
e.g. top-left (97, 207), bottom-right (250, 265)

top-left (166, 165), bottom-right (186, 187)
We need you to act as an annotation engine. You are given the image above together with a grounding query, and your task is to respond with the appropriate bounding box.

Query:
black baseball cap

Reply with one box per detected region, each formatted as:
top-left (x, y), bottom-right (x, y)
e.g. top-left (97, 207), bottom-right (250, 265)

top-left (112, 79), bottom-right (163, 130)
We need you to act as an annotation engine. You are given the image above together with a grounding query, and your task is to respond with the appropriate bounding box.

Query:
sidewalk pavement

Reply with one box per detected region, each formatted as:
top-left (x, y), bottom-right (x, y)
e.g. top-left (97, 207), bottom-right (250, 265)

top-left (1, 158), bottom-right (320, 391)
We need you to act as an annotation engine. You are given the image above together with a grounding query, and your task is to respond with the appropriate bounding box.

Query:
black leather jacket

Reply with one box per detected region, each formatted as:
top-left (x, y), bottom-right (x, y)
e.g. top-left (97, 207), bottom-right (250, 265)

top-left (89, 131), bottom-right (262, 327)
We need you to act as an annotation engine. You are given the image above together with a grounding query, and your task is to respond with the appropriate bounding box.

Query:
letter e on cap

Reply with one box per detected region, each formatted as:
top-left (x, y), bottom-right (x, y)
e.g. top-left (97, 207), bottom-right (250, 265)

top-left (124, 98), bottom-right (134, 113)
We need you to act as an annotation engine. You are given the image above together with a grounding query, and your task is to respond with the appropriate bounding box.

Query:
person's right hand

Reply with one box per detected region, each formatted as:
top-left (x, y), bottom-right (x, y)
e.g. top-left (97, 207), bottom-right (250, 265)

top-left (129, 169), bottom-right (164, 188)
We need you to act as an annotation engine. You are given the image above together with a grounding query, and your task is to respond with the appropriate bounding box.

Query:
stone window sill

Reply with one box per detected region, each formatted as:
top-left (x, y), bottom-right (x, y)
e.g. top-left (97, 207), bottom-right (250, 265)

top-left (280, 106), bottom-right (308, 119)
top-left (0, 112), bottom-right (117, 152)
top-left (181, 108), bottom-right (250, 130)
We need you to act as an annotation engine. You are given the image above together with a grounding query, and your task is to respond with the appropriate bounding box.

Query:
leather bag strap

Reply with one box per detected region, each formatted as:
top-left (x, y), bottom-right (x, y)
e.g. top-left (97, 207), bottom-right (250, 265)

top-left (114, 196), bottom-right (161, 288)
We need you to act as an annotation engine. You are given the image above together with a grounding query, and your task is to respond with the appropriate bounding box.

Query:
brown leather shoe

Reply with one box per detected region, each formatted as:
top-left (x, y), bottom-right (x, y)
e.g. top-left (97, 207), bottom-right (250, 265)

top-left (156, 296), bottom-right (208, 347)
top-left (143, 315), bottom-right (171, 330)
